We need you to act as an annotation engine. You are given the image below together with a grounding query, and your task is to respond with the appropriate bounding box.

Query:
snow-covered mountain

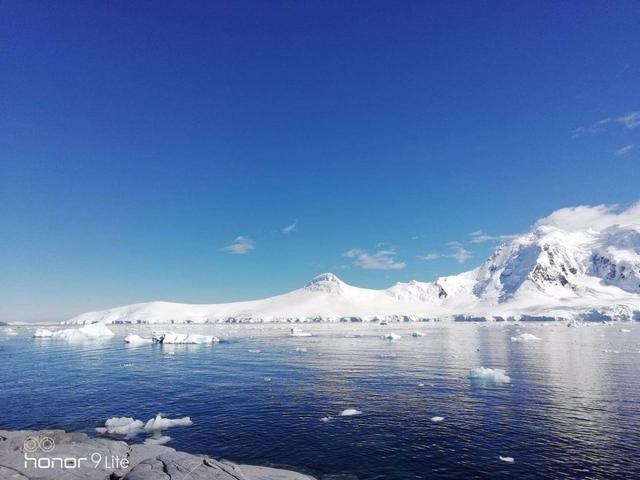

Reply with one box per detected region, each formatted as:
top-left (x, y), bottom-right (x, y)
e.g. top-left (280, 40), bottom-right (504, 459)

top-left (65, 204), bottom-right (640, 324)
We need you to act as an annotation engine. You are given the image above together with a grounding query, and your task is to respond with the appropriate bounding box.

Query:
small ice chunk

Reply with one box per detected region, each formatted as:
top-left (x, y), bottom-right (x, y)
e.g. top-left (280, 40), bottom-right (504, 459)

top-left (97, 417), bottom-right (144, 437)
top-left (33, 328), bottom-right (54, 338)
top-left (144, 435), bottom-right (171, 445)
top-left (510, 333), bottom-right (541, 343)
top-left (144, 415), bottom-right (193, 433)
top-left (431, 416), bottom-right (444, 422)
top-left (247, 349), bottom-right (261, 353)
top-left (381, 332), bottom-right (401, 340)
top-left (321, 416), bottom-right (333, 422)
top-left (620, 328), bottom-right (631, 333)
top-left (340, 408), bottom-right (362, 417)
top-left (287, 327), bottom-right (312, 337)
top-left (469, 367), bottom-right (511, 384)
top-left (418, 383), bottom-right (425, 387)
top-left (124, 334), bottom-right (153, 345)
top-left (263, 376), bottom-right (272, 382)
top-left (499, 456), bottom-right (515, 463)
top-left (412, 331), bottom-right (425, 337)
top-left (295, 347), bottom-right (307, 352)
top-left (153, 331), bottom-right (219, 344)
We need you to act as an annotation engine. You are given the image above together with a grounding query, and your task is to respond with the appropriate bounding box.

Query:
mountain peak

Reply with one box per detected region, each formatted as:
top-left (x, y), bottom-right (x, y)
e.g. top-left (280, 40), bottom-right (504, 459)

top-left (304, 273), bottom-right (345, 293)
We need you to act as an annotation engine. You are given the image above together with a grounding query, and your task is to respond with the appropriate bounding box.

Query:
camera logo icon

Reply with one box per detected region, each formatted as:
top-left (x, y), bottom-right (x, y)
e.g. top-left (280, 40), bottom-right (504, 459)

top-left (23, 436), bottom-right (55, 453)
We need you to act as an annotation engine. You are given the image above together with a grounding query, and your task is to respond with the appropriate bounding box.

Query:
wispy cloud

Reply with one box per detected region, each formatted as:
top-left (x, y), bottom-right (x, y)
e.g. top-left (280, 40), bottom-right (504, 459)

top-left (617, 111), bottom-right (640, 129)
top-left (343, 248), bottom-right (406, 270)
top-left (420, 242), bottom-right (472, 264)
top-left (572, 110), bottom-right (640, 137)
top-left (615, 144), bottom-right (634, 156)
top-left (282, 221), bottom-right (297, 234)
top-left (469, 229), bottom-right (518, 244)
top-left (223, 236), bottom-right (254, 254)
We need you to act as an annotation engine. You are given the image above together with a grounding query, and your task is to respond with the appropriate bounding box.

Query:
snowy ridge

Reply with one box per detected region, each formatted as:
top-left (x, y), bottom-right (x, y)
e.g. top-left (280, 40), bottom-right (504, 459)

top-left (64, 204), bottom-right (640, 325)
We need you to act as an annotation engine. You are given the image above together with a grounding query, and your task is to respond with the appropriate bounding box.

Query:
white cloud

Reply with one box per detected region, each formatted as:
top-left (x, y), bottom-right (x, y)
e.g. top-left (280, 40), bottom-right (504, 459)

top-left (615, 144), bottom-right (634, 156)
top-left (420, 242), bottom-right (472, 264)
top-left (446, 241), bottom-right (472, 264)
top-left (282, 221), bottom-right (297, 234)
top-left (469, 229), bottom-right (518, 244)
top-left (223, 236), bottom-right (254, 254)
top-left (535, 203), bottom-right (640, 232)
top-left (343, 248), bottom-right (406, 270)
top-left (616, 111), bottom-right (640, 129)
top-left (572, 110), bottom-right (640, 137)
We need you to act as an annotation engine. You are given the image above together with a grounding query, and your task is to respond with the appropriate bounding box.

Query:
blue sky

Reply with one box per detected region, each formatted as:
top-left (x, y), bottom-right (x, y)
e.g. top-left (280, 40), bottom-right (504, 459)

top-left (1, 1), bottom-right (639, 322)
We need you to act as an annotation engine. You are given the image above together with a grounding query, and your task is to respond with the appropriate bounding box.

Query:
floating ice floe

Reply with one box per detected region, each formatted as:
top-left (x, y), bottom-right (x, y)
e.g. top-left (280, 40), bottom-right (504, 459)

top-left (33, 322), bottom-right (114, 341)
top-left (321, 416), bottom-right (333, 422)
top-left (469, 367), bottom-right (511, 384)
top-left (620, 328), bottom-right (631, 333)
top-left (124, 334), bottom-right (153, 345)
top-left (1, 327), bottom-right (18, 336)
top-left (247, 349), bottom-right (262, 353)
top-left (340, 408), bottom-right (362, 417)
top-left (412, 331), bottom-right (425, 337)
top-left (287, 327), bottom-right (312, 337)
top-left (381, 332), bottom-right (401, 340)
top-left (152, 331), bottom-right (219, 344)
top-left (510, 333), bottom-right (541, 343)
top-left (96, 417), bottom-right (144, 438)
top-left (499, 456), bottom-right (515, 463)
top-left (144, 414), bottom-right (193, 432)
top-left (295, 347), bottom-right (307, 352)
top-left (431, 416), bottom-right (444, 422)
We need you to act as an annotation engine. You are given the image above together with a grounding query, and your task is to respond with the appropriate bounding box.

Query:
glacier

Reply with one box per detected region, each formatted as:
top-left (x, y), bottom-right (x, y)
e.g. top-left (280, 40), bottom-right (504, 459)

top-left (62, 204), bottom-right (640, 325)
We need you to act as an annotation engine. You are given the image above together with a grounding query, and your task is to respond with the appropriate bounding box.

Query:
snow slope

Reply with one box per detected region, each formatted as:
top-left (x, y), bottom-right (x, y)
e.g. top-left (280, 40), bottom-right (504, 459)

top-left (64, 204), bottom-right (640, 324)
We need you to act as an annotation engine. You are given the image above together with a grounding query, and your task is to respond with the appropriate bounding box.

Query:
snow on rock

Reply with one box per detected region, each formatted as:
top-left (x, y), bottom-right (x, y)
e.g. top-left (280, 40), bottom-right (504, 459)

top-left (339, 408), bottom-right (362, 417)
top-left (510, 333), bottom-right (541, 343)
top-left (469, 367), bottom-right (511, 384)
top-left (152, 331), bottom-right (219, 344)
top-left (62, 204), bottom-right (640, 325)
top-left (124, 334), bottom-right (153, 345)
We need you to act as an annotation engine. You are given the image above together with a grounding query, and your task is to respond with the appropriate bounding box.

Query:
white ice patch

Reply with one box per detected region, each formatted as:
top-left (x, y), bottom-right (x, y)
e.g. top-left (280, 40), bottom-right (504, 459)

top-left (97, 417), bottom-right (144, 437)
top-left (510, 333), bottom-right (541, 343)
top-left (295, 347), bottom-right (307, 352)
top-left (34, 323), bottom-right (114, 341)
top-left (412, 331), bottom-right (425, 337)
top-left (124, 334), bottom-right (153, 345)
top-left (381, 332), bottom-right (401, 340)
top-left (469, 367), bottom-right (511, 384)
top-left (144, 435), bottom-right (172, 445)
top-left (153, 331), bottom-right (219, 344)
top-left (247, 349), bottom-right (261, 353)
top-left (340, 408), bottom-right (362, 417)
top-left (144, 415), bottom-right (193, 432)
top-left (321, 416), bottom-right (333, 422)
top-left (499, 456), bottom-right (515, 463)
top-left (620, 328), bottom-right (631, 333)
top-left (431, 416), bottom-right (444, 422)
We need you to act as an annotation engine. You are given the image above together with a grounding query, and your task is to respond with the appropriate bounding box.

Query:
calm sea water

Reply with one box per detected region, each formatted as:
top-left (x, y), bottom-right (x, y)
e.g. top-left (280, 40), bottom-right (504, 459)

top-left (1, 322), bottom-right (639, 479)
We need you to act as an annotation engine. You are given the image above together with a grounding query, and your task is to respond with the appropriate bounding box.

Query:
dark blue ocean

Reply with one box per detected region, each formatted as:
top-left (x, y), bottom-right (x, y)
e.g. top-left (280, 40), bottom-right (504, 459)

top-left (1, 322), bottom-right (639, 479)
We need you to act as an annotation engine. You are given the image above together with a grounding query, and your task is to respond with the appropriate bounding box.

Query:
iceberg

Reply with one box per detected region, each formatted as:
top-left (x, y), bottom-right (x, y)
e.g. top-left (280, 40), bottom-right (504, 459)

top-left (339, 408), bottom-right (362, 417)
top-left (33, 323), bottom-right (114, 341)
top-left (510, 333), bottom-right (541, 343)
top-left (287, 327), bottom-right (312, 337)
top-left (96, 417), bottom-right (144, 437)
top-left (469, 367), bottom-right (511, 384)
top-left (144, 414), bottom-right (193, 432)
top-left (124, 334), bottom-right (153, 345)
top-left (381, 332), bottom-right (401, 340)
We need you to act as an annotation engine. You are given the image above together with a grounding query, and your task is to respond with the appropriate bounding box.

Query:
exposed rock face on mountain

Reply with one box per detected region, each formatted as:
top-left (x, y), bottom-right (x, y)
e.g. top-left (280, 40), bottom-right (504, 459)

top-left (0, 429), bottom-right (315, 480)
top-left (63, 204), bottom-right (640, 324)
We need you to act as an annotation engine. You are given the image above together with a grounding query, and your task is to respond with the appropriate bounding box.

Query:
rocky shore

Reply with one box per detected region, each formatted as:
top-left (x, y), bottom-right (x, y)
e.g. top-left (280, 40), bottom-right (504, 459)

top-left (0, 429), bottom-right (315, 480)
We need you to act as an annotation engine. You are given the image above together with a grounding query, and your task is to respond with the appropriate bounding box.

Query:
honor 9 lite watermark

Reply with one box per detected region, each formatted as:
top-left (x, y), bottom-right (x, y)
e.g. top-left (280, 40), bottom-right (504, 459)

top-left (23, 435), bottom-right (129, 470)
